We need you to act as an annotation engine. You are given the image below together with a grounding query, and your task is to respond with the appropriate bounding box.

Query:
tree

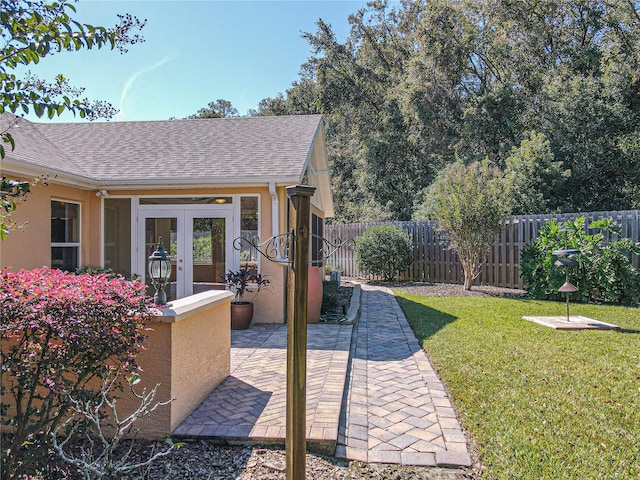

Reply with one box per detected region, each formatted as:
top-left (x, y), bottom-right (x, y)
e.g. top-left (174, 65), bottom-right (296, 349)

top-left (1, 0), bottom-right (145, 124)
top-left (187, 99), bottom-right (239, 119)
top-left (524, 68), bottom-right (640, 211)
top-left (363, 99), bottom-right (426, 220)
top-left (0, 176), bottom-right (31, 240)
top-left (1, 0), bottom-right (145, 237)
top-left (421, 159), bottom-right (512, 290)
top-left (274, 0), bottom-right (640, 221)
top-left (251, 77), bottom-right (321, 117)
top-left (505, 131), bottom-right (570, 214)
top-left (300, 5), bottom-right (424, 222)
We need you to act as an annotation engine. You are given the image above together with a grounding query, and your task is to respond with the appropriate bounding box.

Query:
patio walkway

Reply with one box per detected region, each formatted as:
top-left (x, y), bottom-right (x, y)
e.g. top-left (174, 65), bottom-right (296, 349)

top-left (173, 284), bottom-right (472, 467)
top-left (335, 285), bottom-right (471, 467)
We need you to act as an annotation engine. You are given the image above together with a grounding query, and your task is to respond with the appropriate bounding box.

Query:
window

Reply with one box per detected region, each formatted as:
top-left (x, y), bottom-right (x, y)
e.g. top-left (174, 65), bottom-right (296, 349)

top-left (51, 200), bottom-right (80, 271)
top-left (240, 196), bottom-right (259, 268)
top-left (311, 213), bottom-right (324, 267)
top-left (104, 198), bottom-right (131, 277)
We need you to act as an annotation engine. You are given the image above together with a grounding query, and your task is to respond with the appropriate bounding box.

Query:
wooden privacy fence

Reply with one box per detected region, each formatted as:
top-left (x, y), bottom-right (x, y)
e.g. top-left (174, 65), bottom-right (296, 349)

top-left (325, 210), bottom-right (640, 289)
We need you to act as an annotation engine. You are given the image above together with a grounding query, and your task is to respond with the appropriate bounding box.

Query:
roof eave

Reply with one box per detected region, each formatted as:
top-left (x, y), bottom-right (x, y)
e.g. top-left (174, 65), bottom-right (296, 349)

top-left (1, 155), bottom-right (304, 190)
top-left (1, 157), bottom-right (98, 190)
top-left (95, 176), bottom-right (304, 190)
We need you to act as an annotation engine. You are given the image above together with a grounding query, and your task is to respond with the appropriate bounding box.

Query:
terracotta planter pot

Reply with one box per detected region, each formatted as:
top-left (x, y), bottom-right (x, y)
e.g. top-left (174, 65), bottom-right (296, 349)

top-left (231, 302), bottom-right (254, 330)
top-left (307, 266), bottom-right (323, 324)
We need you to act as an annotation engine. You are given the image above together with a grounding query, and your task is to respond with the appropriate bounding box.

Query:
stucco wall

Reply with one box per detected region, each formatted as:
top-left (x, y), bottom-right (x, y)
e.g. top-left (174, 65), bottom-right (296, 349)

top-left (167, 293), bottom-right (231, 430)
top-left (0, 181), bottom-right (333, 326)
top-left (0, 182), bottom-right (101, 270)
top-left (112, 290), bottom-right (233, 439)
top-left (1, 291), bottom-right (233, 441)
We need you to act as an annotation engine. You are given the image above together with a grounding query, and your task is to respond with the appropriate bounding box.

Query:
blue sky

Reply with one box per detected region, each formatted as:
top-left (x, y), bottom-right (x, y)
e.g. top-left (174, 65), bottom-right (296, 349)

top-left (21, 0), bottom-right (369, 122)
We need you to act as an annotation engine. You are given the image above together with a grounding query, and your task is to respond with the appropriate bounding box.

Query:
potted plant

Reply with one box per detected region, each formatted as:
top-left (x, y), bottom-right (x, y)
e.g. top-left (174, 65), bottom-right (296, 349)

top-left (222, 265), bottom-right (270, 329)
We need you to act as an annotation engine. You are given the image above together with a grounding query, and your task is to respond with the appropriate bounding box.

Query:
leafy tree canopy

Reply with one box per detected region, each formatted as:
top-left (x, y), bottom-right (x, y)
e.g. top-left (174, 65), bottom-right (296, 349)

top-left (1, 0), bottom-right (145, 126)
top-left (187, 98), bottom-right (239, 119)
top-left (0, 0), bottom-right (145, 238)
top-left (420, 159), bottom-right (512, 290)
top-left (257, 0), bottom-right (640, 221)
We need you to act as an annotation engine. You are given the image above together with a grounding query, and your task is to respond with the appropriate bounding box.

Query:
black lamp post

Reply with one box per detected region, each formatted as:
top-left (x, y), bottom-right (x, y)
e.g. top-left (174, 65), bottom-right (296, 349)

top-left (148, 237), bottom-right (172, 305)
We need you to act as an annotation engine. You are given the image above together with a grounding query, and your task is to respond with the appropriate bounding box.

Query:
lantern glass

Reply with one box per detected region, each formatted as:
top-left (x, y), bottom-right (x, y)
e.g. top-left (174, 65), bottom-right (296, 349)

top-left (149, 257), bottom-right (171, 282)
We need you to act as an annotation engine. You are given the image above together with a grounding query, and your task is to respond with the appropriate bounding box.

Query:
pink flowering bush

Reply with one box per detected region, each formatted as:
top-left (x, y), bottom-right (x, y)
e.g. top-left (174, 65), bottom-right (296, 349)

top-left (0, 267), bottom-right (154, 478)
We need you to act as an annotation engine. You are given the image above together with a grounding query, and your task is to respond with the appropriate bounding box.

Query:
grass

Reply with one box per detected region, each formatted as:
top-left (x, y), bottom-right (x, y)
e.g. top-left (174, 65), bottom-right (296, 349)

top-left (394, 293), bottom-right (640, 480)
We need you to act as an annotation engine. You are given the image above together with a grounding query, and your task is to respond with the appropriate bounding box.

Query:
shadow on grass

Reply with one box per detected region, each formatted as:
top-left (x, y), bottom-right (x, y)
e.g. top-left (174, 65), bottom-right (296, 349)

top-left (395, 295), bottom-right (458, 342)
top-left (616, 328), bottom-right (640, 334)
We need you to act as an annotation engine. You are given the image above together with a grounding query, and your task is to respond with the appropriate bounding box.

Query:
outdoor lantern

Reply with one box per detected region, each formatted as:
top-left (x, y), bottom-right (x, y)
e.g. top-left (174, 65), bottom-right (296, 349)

top-left (148, 237), bottom-right (172, 305)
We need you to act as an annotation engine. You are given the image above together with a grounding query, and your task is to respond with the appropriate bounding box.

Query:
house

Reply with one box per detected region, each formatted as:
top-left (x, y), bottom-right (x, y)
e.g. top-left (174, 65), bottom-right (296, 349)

top-left (0, 113), bottom-right (334, 324)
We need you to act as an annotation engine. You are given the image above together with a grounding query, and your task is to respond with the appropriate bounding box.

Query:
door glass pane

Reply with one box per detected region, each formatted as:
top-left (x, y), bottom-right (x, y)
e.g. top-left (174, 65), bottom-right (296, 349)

top-left (192, 217), bottom-right (226, 294)
top-left (145, 217), bottom-right (178, 302)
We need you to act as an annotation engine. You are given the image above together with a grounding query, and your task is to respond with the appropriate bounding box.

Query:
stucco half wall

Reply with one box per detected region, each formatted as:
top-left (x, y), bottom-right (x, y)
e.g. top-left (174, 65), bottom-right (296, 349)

top-left (0, 290), bottom-right (233, 441)
top-left (123, 290), bottom-right (233, 439)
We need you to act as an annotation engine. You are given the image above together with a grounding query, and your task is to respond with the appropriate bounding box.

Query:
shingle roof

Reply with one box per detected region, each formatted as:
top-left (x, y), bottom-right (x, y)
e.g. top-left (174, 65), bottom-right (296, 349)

top-left (1, 113), bottom-right (82, 175)
top-left (2, 114), bottom-right (323, 185)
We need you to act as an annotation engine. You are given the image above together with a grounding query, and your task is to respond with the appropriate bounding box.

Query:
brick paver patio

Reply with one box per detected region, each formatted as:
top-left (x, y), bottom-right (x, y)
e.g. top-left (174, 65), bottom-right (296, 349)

top-left (174, 284), bottom-right (472, 467)
top-left (173, 323), bottom-right (352, 453)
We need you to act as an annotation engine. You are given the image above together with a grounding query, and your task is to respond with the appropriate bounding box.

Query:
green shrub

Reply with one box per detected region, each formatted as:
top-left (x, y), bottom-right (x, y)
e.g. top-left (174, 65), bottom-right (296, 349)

top-left (520, 217), bottom-right (640, 306)
top-left (354, 225), bottom-right (413, 281)
top-left (0, 267), bottom-right (154, 478)
top-left (418, 159), bottom-right (512, 290)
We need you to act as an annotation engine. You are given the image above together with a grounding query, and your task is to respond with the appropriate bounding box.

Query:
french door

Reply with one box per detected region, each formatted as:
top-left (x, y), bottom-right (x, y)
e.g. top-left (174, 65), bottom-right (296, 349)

top-left (138, 208), bottom-right (234, 301)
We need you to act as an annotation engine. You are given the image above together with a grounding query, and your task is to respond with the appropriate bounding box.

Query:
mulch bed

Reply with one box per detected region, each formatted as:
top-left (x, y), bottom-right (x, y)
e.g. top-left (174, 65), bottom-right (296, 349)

top-left (384, 281), bottom-right (527, 298)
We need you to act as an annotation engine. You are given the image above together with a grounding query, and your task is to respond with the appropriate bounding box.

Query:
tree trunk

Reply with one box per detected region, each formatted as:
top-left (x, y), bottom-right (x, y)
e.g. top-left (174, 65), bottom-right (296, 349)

top-left (463, 269), bottom-right (474, 290)
top-left (462, 258), bottom-right (475, 290)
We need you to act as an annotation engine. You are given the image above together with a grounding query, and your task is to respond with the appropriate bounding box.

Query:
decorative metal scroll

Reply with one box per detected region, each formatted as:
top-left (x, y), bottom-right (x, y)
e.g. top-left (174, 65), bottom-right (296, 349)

top-left (317, 236), bottom-right (355, 261)
top-left (232, 234), bottom-right (355, 266)
top-left (233, 232), bottom-right (292, 265)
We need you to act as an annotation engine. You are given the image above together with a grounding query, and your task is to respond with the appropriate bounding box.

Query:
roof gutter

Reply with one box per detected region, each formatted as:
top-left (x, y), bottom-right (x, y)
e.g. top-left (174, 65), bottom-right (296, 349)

top-left (93, 176), bottom-right (302, 190)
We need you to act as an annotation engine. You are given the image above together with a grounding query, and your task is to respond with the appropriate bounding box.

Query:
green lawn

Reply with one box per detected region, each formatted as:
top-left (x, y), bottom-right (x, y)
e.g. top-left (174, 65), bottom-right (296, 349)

top-left (394, 293), bottom-right (640, 480)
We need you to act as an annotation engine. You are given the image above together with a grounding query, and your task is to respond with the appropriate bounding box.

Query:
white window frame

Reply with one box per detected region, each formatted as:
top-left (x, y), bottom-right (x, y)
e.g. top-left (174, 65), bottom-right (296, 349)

top-left (51, 198), bottom-right (81, 270)
top-left (100, 194), bottom-right (264, 283)
top-left (238, 194), bottom-right (262, 272)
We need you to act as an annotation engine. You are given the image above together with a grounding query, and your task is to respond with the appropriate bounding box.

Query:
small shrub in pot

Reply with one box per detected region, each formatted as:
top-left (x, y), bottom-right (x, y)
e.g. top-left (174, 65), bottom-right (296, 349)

top-left (222, 264), bottom-right (270, 304)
